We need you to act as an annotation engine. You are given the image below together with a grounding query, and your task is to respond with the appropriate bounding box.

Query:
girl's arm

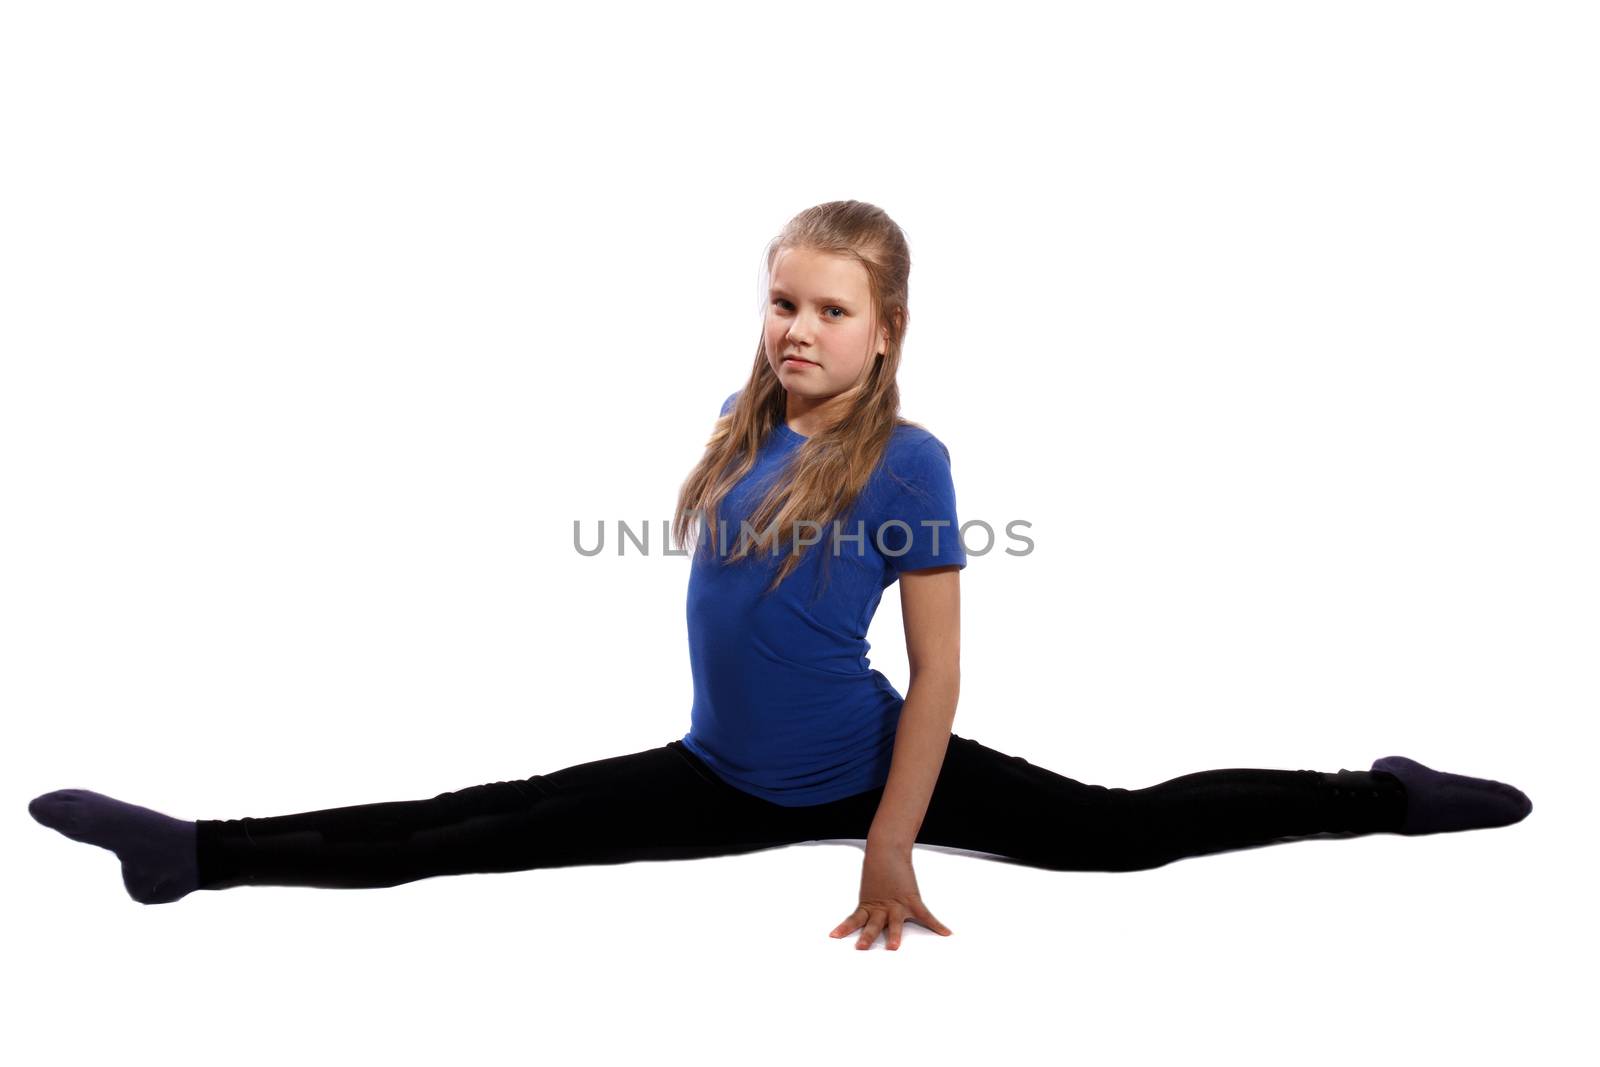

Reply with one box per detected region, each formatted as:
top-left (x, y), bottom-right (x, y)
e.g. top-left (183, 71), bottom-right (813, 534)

top-left (830, 564), bottom-right (961, 948)
top-left (867, 564), bottom-right (963, 854)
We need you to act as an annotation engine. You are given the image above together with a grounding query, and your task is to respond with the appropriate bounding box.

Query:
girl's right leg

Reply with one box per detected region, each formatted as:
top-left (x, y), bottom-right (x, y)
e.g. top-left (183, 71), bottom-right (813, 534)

top-left (30, 741), bottom-right (807, 901)
top-left (196, 740), bottom-right (805, 891)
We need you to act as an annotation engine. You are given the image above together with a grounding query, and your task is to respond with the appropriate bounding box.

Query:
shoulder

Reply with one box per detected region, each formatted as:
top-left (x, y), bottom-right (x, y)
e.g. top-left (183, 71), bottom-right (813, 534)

top-left (719, 389), bottom-right (741, 417)
top-left (887, 422), bottom-right (952, 465)
top-left (879, 423), bottom-right (955, 494)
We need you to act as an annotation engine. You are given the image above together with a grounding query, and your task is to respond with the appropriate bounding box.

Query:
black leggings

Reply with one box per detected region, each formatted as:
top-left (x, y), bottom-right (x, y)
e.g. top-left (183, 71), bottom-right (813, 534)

top-left (195, 734), bottom-right (1406, 891)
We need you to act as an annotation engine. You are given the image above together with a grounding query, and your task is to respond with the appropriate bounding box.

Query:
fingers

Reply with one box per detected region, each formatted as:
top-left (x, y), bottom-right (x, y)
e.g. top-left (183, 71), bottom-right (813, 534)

top-left (912, 902), bottom-right (953, 937)
top-left (857, 910), bottom-right (885, 950)
top-left (829, 907), bottom-right (868, 939)
top-left (832, 903), bottom-right (954, 948)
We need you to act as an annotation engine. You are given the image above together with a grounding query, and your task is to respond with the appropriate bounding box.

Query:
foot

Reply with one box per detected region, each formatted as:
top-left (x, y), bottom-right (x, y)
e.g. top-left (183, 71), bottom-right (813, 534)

top-left (29, 789), bottom-right (199, 904)
top-left (1370, 756), bottom-right (1533, 836)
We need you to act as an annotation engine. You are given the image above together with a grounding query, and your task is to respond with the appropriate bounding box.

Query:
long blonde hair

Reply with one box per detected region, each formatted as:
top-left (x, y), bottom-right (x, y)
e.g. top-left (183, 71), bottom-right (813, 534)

top-left (672, 200), bottom-right (930, 597)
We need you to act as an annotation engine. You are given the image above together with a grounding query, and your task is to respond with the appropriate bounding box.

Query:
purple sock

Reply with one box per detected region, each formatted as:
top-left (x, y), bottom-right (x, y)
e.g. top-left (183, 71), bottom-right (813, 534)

top-left (1370, 756), bottom-right (1533, 835)
top-left (29, 789), bottom-right (198, 904)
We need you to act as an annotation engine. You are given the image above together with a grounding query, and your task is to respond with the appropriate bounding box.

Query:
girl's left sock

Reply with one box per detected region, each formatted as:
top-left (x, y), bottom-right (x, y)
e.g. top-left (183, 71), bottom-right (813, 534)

top-left (29, 789), bottom-right (198, 904)
top-left (1369, 756), bottom-right (1533, 836)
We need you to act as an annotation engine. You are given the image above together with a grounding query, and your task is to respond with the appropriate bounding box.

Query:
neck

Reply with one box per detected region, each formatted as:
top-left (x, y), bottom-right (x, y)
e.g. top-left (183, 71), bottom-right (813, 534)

top-left (784, 392), bottom-right (849, 438)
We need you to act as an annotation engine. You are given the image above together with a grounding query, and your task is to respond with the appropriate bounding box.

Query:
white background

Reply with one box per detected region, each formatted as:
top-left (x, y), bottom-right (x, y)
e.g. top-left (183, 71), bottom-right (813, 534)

top-left (5, 1), bottom-right (1595, 1064)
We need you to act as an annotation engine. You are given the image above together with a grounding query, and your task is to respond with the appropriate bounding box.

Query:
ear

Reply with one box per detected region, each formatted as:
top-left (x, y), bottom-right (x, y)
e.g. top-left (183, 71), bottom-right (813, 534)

top-left (878, 307), bottom-right (904, 355)
top-left (877, 320), bottom-right (890, 356)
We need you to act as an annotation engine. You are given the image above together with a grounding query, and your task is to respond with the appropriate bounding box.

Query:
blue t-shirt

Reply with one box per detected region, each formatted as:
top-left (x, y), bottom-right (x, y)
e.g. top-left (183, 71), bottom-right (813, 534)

top-left (679, 390), bottom-right (968, 806)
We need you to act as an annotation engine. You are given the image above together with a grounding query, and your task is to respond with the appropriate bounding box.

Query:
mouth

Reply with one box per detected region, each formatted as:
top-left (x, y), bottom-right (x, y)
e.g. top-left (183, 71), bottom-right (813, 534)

top-left (782, 356), bottom-right (817, 368)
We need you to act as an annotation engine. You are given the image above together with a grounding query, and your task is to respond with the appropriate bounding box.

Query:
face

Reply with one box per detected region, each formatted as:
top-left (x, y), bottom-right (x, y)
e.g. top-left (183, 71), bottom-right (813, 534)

top-left (764, 246), bottom-right (887, 408)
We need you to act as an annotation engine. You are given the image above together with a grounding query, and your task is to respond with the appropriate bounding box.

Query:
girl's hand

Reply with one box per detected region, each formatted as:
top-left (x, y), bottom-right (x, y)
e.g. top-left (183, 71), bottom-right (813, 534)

top-left (829, 845), bottom-right (953, 950)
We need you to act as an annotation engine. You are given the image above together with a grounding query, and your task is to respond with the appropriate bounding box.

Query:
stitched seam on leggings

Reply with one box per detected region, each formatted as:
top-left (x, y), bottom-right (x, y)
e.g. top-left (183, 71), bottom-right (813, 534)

top-left (668, 740), bottom-right (731, 791)
top-left (668, 741), bottom-right (771, 808)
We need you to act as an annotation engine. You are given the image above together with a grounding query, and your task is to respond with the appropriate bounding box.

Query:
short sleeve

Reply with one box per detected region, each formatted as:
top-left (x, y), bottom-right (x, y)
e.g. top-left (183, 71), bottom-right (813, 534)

top-left (876, 436), bottom-right (967, 576)
top-left (719, 390), bottom-right (740, 417)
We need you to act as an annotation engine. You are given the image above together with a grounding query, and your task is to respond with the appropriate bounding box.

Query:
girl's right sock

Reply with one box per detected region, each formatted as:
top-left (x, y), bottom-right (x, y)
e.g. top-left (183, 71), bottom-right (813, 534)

top-left (1369, 755), bottom-right (1533, 835)
top-left (28, 789), bottom-right (198, 904)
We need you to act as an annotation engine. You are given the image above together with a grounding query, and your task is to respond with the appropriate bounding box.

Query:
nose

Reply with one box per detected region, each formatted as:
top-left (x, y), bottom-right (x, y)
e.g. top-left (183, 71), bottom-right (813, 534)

top-left (785, 315), bottom-right (816, 346)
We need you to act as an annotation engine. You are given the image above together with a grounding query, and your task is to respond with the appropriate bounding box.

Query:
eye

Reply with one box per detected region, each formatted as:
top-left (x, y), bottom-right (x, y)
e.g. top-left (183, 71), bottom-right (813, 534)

top-left (770, 298), bottom-right (847, 319)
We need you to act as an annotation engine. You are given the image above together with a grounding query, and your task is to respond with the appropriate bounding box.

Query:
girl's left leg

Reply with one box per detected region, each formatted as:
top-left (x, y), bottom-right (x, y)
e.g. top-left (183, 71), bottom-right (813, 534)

top-left (908, 735), bottom-right (1407, 872)
top-left (904, 735), bottom-right (1532, 872)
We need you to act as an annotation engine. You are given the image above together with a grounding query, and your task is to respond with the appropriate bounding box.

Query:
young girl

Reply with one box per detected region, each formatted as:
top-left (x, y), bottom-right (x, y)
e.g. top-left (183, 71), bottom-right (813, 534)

top-left (29, 200), bottom-right (1533, 950)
